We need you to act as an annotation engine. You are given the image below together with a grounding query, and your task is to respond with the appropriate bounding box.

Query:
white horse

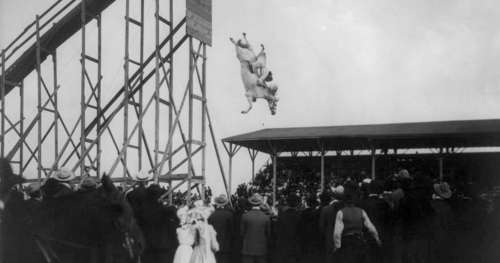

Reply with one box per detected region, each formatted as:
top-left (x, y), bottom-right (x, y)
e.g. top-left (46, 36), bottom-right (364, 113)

top-left (230, 33), bottom-right (278, 115)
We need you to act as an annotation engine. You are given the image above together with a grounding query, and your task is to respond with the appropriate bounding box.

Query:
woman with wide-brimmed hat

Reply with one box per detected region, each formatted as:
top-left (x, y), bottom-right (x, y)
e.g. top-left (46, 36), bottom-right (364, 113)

top-left (189, 200), bottom-right (218, 263)
top-left (173, 206), bottom-right (196, 263)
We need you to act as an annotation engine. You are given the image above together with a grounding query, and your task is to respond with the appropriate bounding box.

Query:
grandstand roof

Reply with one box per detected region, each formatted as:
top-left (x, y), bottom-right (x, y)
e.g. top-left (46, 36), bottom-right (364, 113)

top-left (222, 119), bottom-right (500, 153)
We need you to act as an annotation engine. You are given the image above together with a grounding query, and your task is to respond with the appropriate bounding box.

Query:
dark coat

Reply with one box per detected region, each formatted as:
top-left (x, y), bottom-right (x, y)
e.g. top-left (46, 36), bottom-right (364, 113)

top-left (299, 206), bottom-right (322, 253)
top-left (276, 207), bottom-right (301, 255)
top-left (319, 200), bottom-right (344, 251)
top-left (240, 208), bottom-right (271, 256)
top-left (208, 207), bottom-right (235, 253)
top-left (361, 196), bottom-right (392, 241)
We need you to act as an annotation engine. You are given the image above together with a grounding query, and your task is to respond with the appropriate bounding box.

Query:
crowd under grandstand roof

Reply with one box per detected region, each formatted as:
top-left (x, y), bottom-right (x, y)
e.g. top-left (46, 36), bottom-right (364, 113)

top-left (223, 119), bottom-right (500, 153)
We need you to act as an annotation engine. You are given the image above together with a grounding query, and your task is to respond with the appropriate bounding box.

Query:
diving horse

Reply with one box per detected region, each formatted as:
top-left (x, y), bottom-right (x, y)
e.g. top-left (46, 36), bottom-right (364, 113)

top-left (230, 33), bottom-right (278, 115)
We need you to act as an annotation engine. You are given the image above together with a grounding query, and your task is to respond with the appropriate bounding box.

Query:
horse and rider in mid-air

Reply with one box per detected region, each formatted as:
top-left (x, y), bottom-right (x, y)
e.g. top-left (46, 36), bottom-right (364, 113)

top-left (230, 33), bottom-right (279, 115)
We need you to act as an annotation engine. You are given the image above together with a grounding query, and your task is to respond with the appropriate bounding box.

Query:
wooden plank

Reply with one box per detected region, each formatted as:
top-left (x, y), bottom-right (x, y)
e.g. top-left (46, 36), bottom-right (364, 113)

top-left (186, 0), bottom-right (211, 46)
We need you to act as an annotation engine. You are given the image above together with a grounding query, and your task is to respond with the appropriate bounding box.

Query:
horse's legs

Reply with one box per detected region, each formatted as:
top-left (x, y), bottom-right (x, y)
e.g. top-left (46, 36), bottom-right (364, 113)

top-left (241, 95), bottom-right (253, 114)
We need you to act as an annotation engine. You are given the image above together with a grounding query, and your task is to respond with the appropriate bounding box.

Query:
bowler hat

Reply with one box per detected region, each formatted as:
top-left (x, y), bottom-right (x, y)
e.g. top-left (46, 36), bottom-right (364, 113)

top-left (80, 177), bottom-right (97, 189)
top-left (52, 168), bottom-right (75, 182)
top-left (248, 193), bottom-right (263, 206)
top-left (433, 182), bottom-right (452, 199)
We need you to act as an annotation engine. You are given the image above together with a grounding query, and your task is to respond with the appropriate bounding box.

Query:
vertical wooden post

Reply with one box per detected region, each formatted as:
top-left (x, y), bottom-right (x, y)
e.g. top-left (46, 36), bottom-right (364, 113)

top-left (19, 80), bottom-right (24, 175)
top-left (187, 36), bottom-right (194, 203)
top-left (320, 149), bottom-right (325, 192)
top-left (80, 0), bottom-right (87, 176)
top-left (96, 15), bottom-right (102, 176)
top-left (168, 0), bottom-right (174, 203)
top-left (439, 147), bottom-right (443, 181)
top-left (201, 44), bottom-right (207, 200)
top-left (0, 50), bottom-right (5, 157)
top-left (52, 50), bottom-right (59, 170)
top-left (272, 153), bottom-right (277, 206)
top-left (36, 15), bottom-right (42, 180)
top-left (371, 146), bottom-right (376, 179)
top-left (248, 149), bottom-right (258, 181)
top-left (228, 145), bottom-right (233, 195)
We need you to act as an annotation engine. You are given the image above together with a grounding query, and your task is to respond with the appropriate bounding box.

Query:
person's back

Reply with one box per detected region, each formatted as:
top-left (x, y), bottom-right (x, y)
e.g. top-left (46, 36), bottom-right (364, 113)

top-left (299, 205), bottom-right (321, 259)
top-left (209, 206), bottom-right (234, 263)
top-left (241, 194), bottom-right (271, 263)
top-left (241, 209), bottom-right (270, 256)
top-left (319, 197), bottom-right (344, 263)
top-left (275, 206), bottom-right (301, 261)
top-left (341, 206), bottom-right (364, 237)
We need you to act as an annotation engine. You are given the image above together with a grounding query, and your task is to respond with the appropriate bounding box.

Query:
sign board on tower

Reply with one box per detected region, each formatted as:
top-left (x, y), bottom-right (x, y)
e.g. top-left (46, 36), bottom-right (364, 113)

top-left (186, 0), bottom-right (212, 46)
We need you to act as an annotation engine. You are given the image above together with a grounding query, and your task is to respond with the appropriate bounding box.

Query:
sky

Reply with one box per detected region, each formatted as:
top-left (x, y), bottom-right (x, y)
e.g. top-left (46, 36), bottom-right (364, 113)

top-left (2, 0), bottom-right (500, 194)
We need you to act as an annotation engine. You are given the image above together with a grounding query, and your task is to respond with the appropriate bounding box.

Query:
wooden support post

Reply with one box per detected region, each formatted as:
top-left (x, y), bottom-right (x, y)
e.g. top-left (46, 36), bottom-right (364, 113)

top-left (36, 15), bottom-right (42, 180)
top-left (371, 147), bottom-right (376, 179)
top-left (272, 153), bottom-right (277, 206)
top-left (1, 51), bottom-right (5, 157)
top-left (248, 149), bottom-right (258, 181)
top-left (320, 149), bottom-right (325, 193)
top-left (439, 147), bottom-right (443, 181)
top-left (187, 36), bottom-right (194, 203)
top-left (223, 143), bottom-right (241, 196)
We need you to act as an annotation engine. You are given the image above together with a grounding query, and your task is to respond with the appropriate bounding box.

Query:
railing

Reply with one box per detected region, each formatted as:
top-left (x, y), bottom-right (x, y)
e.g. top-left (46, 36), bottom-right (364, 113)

top-left (0, 0), bottom-right (78, 68)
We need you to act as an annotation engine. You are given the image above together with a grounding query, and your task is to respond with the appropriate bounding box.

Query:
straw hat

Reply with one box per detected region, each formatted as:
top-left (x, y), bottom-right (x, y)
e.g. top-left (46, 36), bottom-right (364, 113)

top-left (80, 177), bottom-right (97, 189)
top-left (433, 182), bottom-right (452, 199)
top-left (248, 193), bottom-right (263, 206)
top-left (214, 194), bottom-right (228, 206)
top-left (134, 170), bottom-right (151, 182)
top-left (52, 167), bottom-right (75, 182)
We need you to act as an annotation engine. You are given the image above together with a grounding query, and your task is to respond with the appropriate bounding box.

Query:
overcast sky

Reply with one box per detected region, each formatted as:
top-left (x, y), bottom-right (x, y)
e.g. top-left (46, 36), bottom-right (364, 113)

top-left (2, 0), bottom-right (500, 194)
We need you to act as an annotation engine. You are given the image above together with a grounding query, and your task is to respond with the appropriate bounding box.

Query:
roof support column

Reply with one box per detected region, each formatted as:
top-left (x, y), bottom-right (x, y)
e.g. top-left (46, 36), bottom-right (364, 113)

top-left (371, 146), bottom-right (376, 180)
top-left (248, 149), bottom-right (258, 181)
top-left (223, 143), bottom-right (241, 196)
top-left (439, 147), bottom-right (443, 181)
top-left (320, 148), bottom-right (325, 193)
top-left (272, 152), bottom-right (277, 206)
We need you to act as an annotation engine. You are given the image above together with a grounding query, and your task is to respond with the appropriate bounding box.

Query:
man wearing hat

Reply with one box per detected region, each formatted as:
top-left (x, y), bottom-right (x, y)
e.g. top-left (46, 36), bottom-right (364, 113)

top-left (42, 167), bottom-right (75, 199)
top-left (208, 194), bottom-right (234, 263)
top-left (78, 177), bottom-right (98, 192)
top-left (275, 193), bottom-right (301, 263)
top-left (431, 181), bottom-right (454, 262)
top-left (361, 180), bottom-right (392, 263)
top-left (240, 193), bottom-right (271, 263)
top-left (319, 190), bottom-right (344, 263)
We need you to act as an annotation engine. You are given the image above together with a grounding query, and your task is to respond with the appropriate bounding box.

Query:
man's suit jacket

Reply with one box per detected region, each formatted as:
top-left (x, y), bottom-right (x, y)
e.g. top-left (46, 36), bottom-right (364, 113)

top-left (276, 207), bottom-right (301, 255)
top-left (240, 208), bottom-right (271, 256)
top-left (208, 207), bottom-right (235, 253)
top-left (361, 196), bottom-right (391, 242)
top-left (319, 200), bottom-right (344, 251)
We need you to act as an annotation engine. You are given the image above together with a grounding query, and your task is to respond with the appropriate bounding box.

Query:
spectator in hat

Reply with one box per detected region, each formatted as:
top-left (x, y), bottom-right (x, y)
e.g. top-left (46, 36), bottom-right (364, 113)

top-left (361, 180), bottom-right (392, 263)
top-left (208, 194), bottom-right (234, 263)
top-left (78, 177), bottom-right (98, 192)
top-left (42, 168), bottom-right (74, 199)
top-left (240, 193), bottom-right (271, 263)
top-left (430, 181), bottom-right (454, 263)
top-left (275, 193), bottom-right (301, 263)
top-left (26, 182), bottom-right (43, 201)
top-left (319, 189), bottom-right (344, 263)
top-left (299, 194), bottom-right (321, 262)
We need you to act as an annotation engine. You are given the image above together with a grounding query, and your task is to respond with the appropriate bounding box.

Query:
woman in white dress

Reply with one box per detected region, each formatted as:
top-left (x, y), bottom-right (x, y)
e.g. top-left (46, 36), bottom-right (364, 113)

top-left (173, 206), bottom-right (196, 263)
top-left (189, 202), bottom-right (219, 263)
